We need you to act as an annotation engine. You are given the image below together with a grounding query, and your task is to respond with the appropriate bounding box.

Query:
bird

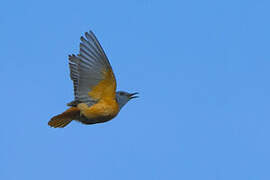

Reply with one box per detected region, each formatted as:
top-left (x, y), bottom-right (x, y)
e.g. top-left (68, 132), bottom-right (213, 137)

top-left (48, 30), bottom-right (138, 128)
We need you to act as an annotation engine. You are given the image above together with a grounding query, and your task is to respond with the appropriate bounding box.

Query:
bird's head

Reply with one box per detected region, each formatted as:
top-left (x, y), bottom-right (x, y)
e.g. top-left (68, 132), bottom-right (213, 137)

top-left (116, 91), bottom-right (139, 109)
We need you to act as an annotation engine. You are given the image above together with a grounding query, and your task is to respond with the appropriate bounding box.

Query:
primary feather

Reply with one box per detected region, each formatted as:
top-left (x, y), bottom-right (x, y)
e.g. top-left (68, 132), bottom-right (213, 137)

top-left (68, 31), bottom-right (117, 106)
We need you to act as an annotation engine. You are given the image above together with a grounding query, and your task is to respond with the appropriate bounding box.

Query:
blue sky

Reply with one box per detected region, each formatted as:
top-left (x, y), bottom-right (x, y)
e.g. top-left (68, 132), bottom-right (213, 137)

top-left (1, 0), bottom-right (270, 179)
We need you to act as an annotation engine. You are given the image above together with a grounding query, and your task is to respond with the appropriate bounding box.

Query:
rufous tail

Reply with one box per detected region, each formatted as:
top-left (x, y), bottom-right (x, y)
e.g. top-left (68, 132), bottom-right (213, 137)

top-left (48, 107), bottom-right (80, 128)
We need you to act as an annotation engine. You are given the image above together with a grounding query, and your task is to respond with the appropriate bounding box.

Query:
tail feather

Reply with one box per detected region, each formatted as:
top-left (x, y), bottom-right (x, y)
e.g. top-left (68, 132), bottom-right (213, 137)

top-left (48, 107), bottom-right (80, 128)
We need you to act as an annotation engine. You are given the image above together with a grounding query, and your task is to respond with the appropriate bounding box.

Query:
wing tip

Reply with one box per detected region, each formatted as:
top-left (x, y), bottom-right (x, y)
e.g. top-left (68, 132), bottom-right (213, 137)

top-left (80, 35), bottom-right (85, 41)
top-left (68, 54), bottom-right (76, 58)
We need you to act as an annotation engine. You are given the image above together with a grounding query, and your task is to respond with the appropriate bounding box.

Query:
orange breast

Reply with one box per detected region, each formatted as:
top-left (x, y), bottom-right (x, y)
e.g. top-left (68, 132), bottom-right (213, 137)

top-left (79, 98), bottom-right (119, 120)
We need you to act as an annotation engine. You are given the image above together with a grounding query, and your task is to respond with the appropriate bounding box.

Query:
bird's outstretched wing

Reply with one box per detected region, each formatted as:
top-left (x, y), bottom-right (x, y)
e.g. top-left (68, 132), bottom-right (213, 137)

top-left (68, 31), bottom-right (117, 106)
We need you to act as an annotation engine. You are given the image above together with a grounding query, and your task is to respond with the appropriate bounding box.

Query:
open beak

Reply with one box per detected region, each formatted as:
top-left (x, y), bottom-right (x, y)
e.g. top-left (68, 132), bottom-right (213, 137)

top-left (129, 92), bottom-right (139, 99)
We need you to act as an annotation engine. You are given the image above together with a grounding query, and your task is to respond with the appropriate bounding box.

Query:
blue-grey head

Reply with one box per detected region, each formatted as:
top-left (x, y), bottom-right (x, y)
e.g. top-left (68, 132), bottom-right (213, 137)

top-left (116, 91), bottom-right (139, 109)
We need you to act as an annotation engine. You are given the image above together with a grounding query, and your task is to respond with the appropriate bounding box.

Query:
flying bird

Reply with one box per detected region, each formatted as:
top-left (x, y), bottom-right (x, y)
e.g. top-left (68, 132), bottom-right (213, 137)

top-left (48, 31), bottom-right (138, 128)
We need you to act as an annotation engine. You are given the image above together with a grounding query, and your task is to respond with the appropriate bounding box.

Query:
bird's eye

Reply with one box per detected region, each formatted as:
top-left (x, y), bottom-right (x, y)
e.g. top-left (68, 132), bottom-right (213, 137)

top-left (119, 92), bottom-right (124, 95)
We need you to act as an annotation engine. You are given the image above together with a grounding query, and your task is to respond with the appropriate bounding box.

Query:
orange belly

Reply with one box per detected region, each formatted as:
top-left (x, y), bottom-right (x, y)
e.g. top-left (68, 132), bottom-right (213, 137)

top-left (78, 99), bottom-right (119, 120)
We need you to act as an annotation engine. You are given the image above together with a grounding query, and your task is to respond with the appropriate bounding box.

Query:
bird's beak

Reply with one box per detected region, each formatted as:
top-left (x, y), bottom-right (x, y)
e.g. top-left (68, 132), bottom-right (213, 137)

top-left (129, 92), bottom-right (139, 99)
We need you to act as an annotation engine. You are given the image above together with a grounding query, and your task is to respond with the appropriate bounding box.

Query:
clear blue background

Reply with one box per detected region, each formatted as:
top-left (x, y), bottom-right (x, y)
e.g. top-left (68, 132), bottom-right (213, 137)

top-left (1, 0), bottom-right (270, 179)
